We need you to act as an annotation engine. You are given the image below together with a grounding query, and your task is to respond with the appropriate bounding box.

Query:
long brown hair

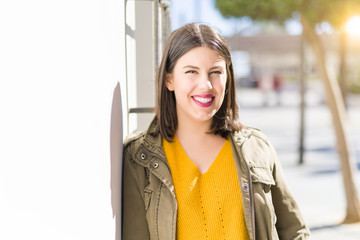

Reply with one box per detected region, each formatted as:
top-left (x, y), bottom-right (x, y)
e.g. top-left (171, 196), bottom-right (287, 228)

top-left (155, 23), bottom-right (242, 142)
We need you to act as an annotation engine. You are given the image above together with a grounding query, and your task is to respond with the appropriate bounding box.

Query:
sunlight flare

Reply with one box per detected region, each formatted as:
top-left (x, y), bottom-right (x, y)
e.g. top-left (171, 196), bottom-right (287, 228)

top-left (345, 16), bottom-right (360, 36)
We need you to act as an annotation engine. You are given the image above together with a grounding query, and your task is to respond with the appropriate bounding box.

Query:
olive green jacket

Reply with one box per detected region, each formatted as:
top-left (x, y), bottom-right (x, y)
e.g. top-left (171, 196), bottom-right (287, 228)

top-left (122, 118), bottom-right (310, 240)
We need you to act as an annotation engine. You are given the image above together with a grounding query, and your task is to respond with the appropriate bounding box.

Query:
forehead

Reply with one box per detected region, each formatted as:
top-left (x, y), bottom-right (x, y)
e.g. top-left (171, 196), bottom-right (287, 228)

top-left (175, 46), bottom-right (226, 67)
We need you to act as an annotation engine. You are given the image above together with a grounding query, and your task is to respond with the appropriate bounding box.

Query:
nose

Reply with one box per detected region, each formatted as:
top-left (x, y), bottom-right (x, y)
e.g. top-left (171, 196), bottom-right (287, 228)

top-left (198, 73), bottom-right (213, 90)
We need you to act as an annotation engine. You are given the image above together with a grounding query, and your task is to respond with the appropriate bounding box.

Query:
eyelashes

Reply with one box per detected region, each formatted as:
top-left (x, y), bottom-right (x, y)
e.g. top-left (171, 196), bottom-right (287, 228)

top-left (184, 70), bottom-right (223, 75)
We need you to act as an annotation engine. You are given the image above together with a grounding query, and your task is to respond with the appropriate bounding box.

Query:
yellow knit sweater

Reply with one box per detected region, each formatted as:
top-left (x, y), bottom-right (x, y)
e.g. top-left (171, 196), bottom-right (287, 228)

top-left (163, 136), bottom-right (250, 240)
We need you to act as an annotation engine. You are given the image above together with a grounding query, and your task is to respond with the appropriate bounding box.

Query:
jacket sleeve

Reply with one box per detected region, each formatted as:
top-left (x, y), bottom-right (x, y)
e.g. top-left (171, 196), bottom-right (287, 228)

top-left (122, 142), bottom-right (150, 240)
top-left (269, 142), bottom-right (311, 239)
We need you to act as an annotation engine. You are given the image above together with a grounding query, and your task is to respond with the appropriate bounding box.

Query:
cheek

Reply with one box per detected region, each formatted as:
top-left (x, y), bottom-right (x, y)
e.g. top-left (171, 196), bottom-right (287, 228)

top-left (173, 77), bottom-right (194, 93)
top-left (217, 77), bottom-right (227, 94)
top-left (216, 78), bottom-right (227, 106)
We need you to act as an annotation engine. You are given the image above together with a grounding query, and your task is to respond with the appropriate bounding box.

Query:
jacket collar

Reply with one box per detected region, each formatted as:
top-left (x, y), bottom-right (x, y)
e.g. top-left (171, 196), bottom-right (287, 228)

top-left (142, 116), bottom-right (165, 159)
top-left (129, 117), bottom-right (176, 196)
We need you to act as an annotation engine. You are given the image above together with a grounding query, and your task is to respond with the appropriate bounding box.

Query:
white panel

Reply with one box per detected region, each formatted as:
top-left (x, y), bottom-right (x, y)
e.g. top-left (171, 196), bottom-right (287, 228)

top-left (135, 1), bottom-right (156, 130)
top-left (126, 32), bottom-right (138, 133)
top-left (0, 0), bottom-right (126, 239)
top-left (125, 0), bottom-right (155, 133)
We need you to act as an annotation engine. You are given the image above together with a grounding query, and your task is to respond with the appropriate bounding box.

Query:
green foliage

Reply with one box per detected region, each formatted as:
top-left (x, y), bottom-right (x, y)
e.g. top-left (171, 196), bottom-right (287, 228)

top-left (215, 0), bottom-right (294, 22)
top-left (348, 68), bottom-right (360, 94)
top-left (348, 81), bottom-right (360, 94)
top-left (215, 0), bottom-right (360, 29)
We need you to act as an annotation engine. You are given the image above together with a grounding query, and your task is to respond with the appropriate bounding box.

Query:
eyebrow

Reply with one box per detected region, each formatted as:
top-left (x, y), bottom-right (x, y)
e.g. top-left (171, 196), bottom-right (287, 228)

top-left (209, 66), bottom-right (225, 70)
top-left (183, 65), bottom-right (199, 69)
top-left (182, 65), bottom-right (225, 70)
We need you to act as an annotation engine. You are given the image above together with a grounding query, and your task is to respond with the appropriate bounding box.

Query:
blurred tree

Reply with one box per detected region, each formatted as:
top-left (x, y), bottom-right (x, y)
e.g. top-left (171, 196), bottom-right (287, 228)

top-left (215, 0), bottom-right (360, 223)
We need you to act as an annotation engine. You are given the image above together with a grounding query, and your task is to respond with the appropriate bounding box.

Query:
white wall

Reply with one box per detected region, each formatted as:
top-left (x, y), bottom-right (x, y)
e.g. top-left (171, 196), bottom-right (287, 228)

top-left (0, 0), bottom-right (127, 239)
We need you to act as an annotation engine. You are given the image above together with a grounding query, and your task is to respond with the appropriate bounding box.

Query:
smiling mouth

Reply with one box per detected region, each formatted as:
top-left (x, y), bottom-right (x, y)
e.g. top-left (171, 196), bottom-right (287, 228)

top-left (192, 95), bottom-right (215, 107)
top-left (193, 96), bottom-right (213, 104)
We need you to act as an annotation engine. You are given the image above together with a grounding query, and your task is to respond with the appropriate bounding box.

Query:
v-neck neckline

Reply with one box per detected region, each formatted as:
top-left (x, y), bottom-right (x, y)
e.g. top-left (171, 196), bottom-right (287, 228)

top-left (174, 135), bottom-right (227, 175)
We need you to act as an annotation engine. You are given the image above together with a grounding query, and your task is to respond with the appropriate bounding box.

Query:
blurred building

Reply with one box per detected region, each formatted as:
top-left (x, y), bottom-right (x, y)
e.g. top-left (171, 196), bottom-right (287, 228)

top-left (226, 33), bottom-right (360, 90)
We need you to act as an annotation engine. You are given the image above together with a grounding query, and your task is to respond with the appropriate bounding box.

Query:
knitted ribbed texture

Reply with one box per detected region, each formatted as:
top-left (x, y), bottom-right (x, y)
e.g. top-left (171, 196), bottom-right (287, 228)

top-left (163, 136), bottom-right (250, 240)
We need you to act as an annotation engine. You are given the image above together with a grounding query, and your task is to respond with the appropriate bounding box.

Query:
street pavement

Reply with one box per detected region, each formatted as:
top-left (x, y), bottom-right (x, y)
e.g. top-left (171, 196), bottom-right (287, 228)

top-left (236, 86), bottom-right (360, 239)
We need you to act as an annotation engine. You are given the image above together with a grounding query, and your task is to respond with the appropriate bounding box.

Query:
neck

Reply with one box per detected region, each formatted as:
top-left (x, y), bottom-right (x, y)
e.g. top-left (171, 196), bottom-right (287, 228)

top-left (175, 116), bottom-right (226, 165)
top-left (177, 123), bottom-right (208, 138)
top-left (175, 116), bottom-right (213, 141)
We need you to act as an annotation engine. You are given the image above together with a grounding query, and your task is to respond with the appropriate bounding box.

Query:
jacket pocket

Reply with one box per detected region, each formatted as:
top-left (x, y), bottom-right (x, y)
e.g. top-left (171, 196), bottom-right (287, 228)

top-left (144, 187), bottom-right (153, 210)
top-left (249, 162), bottom-right (278, 238)
top-left (249, 162), bottom-right (276, 212)
top-left (248, 162), bottom-right (275, 186)
top-left (249, 162), bottom-right (275, 210)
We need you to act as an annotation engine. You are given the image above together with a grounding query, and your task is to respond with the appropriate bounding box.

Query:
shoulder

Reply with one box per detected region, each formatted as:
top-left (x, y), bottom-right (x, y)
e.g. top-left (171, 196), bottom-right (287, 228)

top-left (232, 127), bottom-right (270, 146)
top-left (232, 127), bottom-right (276, 171)
top-left (124, 130), bottom-right (145, 146)
top-left (123, 130), bottom-right (145, 157)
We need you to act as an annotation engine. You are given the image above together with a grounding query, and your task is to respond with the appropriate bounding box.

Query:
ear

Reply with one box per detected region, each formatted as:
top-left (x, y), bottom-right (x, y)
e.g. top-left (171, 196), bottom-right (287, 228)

top-left (165, 73), bottom-right (174, 91)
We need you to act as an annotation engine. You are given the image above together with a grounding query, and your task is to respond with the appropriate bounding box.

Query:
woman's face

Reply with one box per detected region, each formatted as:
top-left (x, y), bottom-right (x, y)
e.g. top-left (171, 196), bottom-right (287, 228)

top-left (166, 46), bottom-right (227, 127)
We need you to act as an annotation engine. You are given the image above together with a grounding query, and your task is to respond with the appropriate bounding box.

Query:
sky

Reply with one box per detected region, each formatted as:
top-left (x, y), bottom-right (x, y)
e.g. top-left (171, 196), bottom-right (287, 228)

top-left (170, 0), bottom-right (251, 36)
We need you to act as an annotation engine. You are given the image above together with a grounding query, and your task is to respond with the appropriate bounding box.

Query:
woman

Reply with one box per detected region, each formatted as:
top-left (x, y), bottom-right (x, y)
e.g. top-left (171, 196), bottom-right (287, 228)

top-left (122, 23), bottom-right (310, 240)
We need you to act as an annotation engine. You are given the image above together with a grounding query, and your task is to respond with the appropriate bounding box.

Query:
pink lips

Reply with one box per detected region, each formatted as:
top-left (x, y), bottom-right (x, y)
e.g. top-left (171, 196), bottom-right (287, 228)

top-left (192, 94), bottom-right (215, 107)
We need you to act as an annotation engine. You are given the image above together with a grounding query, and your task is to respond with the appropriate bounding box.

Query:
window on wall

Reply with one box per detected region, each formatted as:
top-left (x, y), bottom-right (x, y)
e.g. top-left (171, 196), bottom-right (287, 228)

top-left (124, 0), bottom-right (171, 134)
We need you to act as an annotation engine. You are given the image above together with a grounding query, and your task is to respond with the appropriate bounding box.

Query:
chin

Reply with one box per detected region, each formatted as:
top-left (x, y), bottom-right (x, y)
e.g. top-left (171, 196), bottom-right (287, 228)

top-left (194, 112), bottom-right (216, 122)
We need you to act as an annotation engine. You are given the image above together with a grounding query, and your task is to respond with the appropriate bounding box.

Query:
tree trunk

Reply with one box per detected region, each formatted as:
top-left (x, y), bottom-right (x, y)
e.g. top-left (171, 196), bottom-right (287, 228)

top-left (300, 17), bottom-right (360, 223)
top-left (339, 27), bottom-right (348, 109)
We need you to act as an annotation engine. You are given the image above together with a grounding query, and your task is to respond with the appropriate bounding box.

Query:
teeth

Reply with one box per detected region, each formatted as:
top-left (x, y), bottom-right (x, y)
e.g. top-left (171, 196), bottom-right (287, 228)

top-left (194, 96), bottom-right (212, 103)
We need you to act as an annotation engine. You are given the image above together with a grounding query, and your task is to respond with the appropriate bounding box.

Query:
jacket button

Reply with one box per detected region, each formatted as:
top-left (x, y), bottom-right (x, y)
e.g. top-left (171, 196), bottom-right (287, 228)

top-left (140, 153), bottom-right (147, 160)
top-left (152, 162), bottom-right (159, 169)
